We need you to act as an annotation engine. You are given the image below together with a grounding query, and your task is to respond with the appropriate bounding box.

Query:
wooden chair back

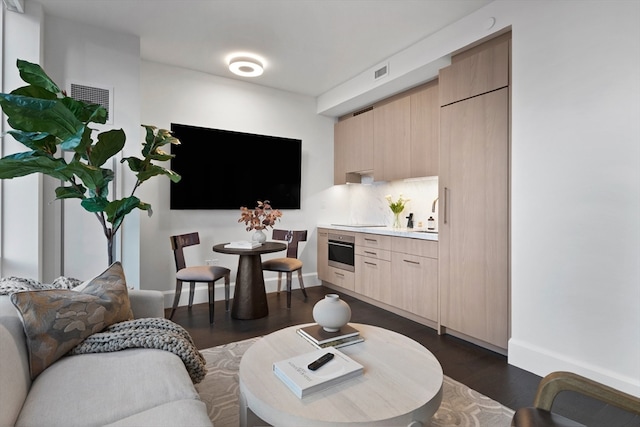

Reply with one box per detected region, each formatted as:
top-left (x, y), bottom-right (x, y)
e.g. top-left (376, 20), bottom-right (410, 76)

top-left (170, 232), bottom-right (200, 271)
top-left (271, 229), bottom-right (307, 259)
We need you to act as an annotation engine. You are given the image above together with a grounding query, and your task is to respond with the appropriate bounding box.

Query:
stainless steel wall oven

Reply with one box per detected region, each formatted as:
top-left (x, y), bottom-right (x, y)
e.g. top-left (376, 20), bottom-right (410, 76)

top-left (327, 233), bottom-right (355, 272)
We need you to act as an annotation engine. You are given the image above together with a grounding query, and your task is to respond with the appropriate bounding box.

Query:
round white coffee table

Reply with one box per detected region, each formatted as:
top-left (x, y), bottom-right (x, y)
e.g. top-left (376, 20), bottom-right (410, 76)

top-left (239, 323), bottom-right (443, 427)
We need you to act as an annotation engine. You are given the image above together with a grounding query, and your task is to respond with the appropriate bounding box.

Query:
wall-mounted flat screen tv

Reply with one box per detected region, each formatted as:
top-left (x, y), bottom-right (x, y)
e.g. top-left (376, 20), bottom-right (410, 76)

top-left (169, 123), bottom-right (302, 210)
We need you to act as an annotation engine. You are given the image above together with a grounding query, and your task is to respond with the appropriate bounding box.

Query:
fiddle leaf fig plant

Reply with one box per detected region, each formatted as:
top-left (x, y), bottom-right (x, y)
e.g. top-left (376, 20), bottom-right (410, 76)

top-left (0, 59), bottom-right (181, 265)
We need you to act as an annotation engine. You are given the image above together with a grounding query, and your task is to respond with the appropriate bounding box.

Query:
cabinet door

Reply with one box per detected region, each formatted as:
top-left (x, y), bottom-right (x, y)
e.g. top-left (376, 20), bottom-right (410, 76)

top-left (355, 254), bottom-right (391, 302)
top-left (317, 228), bottom-right (329, 281)
top-left (439, 34), bottom-right (510, 106)
top-left (439, 87), bottom-right (509, 349)
top-left (374, 96), bottom-right (410, 182)
top-left (410, 82), bottom-right (439, 178)
top-left (333, 121), bottom-right (348, 185)
top-left (391, 252), bottom-right (438, 322)
top-left (334, 110), bottom-right (373, 182)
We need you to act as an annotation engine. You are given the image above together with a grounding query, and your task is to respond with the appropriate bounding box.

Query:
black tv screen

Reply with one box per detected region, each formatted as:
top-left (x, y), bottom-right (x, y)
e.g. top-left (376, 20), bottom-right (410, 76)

top-left (169, 124), bottom-right (302, 210)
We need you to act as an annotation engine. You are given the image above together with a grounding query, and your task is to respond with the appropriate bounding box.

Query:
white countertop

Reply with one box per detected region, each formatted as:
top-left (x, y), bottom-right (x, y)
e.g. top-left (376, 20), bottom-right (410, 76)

top-left (318, 224), bottom-right (438, 241)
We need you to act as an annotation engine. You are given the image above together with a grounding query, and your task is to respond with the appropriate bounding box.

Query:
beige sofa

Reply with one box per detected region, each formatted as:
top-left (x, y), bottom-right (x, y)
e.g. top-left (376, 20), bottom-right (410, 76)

top-left (0, 280), bottom-right (212, 427)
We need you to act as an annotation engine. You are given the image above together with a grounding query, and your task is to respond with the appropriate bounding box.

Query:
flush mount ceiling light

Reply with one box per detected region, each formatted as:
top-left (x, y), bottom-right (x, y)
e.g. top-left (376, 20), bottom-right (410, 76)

top-left (227, 53), bottom-right (265, 77)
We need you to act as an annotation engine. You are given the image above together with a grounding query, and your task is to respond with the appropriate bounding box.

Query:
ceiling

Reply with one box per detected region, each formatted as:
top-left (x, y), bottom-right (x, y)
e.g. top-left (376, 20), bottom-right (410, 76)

top-left (32, 0), bottom-right (492, 98)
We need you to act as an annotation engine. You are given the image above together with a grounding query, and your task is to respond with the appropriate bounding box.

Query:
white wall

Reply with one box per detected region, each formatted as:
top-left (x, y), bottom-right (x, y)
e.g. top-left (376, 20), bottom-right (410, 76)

top-left (41, 15), bottom-right (141, 283)
top-left (138, 61), bottom-right (336, 302)
top-left (506, 0), bottom-right (639, 396)
top-left (1, 1), bottom-right (44, 279)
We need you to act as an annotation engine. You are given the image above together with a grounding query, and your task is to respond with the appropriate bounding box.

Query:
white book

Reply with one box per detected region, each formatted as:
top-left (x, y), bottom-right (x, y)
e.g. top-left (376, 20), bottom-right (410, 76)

top-left (272, 348), bottom-right (364, 398)
top-left (297, 324), bottom-right (360, 345)
top-left (296, 329), bottom-right (364, 349)
top-left (224, 241), bottom-right (261, 249)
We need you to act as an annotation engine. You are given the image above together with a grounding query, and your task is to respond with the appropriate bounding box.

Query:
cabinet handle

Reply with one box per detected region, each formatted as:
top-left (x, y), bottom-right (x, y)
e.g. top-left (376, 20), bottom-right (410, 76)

top-left (403, 259), bottom-right (421, 265)
top-left (364, 238), bottom-right (378, 243)
top-left (334, 272), bottom-right (344, 277)
top-left (443, 187), bottom-right (449, 224)
top-left (364, 261), bottom-right (378, 267)
top-left (364, 251), bottom-right (378, 256)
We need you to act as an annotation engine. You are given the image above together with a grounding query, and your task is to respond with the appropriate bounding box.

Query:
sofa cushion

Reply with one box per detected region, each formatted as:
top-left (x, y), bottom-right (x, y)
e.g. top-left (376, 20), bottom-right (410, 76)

top-left (104, 399), bottom-right (213, 427)
top-left (15, 349), bottom-right (205, 427)
top-left (0, 297), bottom-right (32, 427)
top-left (10, 262), bottom-right (133, 378)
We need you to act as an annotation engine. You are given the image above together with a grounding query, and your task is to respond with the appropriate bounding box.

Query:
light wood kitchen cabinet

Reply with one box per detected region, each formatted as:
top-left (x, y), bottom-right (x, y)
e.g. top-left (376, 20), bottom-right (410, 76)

top-left (438, 33), bottom-right (510, 350)
top-left (317, 228), bottom-right (355, 291)
top-left (355, 234), bottom-right (392, 303)
top-left (390, 237), bottom-right (438, 322)
top-left (334, 108), bottom-right (373, 184)
top-left (317, 228), bottom-right (330, 281)
top-left (439, 33), bottom-right (510, 106)
top-left (373, 96), bottom-right (411, 182)
top-left (410, 81), bottom-right (439, 178)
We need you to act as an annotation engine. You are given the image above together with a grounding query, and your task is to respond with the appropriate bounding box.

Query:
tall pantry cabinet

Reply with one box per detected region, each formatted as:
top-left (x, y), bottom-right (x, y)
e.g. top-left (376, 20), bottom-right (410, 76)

top-left (438, 33), bottom-right (511, 351)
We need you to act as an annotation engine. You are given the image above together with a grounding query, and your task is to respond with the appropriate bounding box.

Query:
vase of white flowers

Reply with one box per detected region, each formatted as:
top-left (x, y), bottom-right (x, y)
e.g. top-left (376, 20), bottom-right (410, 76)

top-left (385, 194), bottom-right (410, 228)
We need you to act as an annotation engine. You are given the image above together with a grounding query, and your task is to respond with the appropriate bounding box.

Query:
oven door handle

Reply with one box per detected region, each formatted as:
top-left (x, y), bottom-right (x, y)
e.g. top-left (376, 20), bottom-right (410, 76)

top-left (328, 241), bottom-right (354, 248)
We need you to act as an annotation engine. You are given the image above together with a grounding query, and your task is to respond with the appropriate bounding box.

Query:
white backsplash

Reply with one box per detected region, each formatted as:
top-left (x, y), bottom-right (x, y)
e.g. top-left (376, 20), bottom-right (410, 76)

top-left (345, 177), bottom-right (439, 229)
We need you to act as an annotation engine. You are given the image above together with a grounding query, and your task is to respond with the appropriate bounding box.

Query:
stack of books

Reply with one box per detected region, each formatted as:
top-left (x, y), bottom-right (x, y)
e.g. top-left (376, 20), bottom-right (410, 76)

top-left (272, 347), bottom-right (364, 398)
top-left (224, 241), bottom-right (261, 249)
top-left (296, 323), bottom-right (364, 349)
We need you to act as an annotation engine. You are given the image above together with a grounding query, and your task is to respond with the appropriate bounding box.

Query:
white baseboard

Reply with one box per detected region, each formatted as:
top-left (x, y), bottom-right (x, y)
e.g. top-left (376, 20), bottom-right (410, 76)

top-left (509, 338), bottom-right (640, 397)
top-left (162, 273), bottom-right (322, 309)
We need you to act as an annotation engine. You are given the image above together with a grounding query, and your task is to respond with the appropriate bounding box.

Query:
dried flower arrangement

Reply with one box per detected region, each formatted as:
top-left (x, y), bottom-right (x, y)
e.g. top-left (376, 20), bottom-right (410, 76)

top-left (238, 200), bottom-right (283, 231)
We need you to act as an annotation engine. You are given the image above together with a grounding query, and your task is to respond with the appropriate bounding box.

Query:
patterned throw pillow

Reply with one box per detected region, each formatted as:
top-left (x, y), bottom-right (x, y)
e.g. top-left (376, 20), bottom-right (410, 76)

top-left (10, 262), bottom-right (134, 379)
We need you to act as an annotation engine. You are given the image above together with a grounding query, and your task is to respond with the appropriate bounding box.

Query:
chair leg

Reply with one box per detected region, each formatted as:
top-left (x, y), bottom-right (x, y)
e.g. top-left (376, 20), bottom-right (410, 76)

top-left (188, 281), bottom-right (196, 308)
top-left (286, 273), bottom-right (292, 309)
top-left (208, 281), bottom-right (215, 324)
top-left (224, 273), bottom-right (230, 311)
top-left (297, 270), bottom-right (307, 299)
top-left (277, 272), bottom-right (283, 293)
top-left (169, 280), bottom-right (184, 319)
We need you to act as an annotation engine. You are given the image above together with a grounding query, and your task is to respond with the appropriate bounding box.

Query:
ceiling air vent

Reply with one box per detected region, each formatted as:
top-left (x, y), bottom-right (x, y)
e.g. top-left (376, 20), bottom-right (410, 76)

top-left (68, 82), bottom-right (114, 125)
top-left (374, 63), bottom-right (389, 80)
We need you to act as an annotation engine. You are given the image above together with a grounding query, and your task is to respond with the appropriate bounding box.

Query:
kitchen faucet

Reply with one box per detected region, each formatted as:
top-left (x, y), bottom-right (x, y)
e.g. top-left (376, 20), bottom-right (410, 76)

top-left (432, 197), bottom-right (439, 213)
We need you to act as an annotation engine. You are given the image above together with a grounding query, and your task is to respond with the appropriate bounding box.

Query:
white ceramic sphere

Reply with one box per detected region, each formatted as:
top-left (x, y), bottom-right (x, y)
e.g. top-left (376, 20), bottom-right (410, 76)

top-left (312, 294), bottom-right (351, 332)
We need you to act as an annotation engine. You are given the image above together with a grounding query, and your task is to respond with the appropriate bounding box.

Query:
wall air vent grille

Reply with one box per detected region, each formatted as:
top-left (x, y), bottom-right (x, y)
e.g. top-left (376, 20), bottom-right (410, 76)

top-left (374, 63), bottom-right (389, 80)
top-left (353, 106), bottom-right (373, 117)
top-left (68, 82), bottom-right (114, 124)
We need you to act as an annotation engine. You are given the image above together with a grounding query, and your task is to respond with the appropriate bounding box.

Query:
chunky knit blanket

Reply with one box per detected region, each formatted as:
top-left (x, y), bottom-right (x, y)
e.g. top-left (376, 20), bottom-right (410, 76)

top-left (69, 317), bottom-right (207, 383)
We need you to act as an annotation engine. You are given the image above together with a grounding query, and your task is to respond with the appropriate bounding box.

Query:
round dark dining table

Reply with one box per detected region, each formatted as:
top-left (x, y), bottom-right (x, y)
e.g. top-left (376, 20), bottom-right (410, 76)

top-left (212, 242), bottom-right (286, 319)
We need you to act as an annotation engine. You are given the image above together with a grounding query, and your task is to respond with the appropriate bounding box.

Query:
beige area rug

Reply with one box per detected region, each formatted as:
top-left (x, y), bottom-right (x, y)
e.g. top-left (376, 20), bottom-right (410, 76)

top-left (196, 337), bottom-right (515, 427)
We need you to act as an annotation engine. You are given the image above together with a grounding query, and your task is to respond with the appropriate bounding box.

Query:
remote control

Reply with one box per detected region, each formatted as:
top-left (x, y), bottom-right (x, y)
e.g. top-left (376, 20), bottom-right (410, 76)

top-left (307, 352), bottom-right (334, 371)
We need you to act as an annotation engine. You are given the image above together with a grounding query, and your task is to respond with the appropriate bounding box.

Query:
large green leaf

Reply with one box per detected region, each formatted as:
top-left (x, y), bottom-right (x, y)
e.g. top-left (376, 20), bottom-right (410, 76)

top-left (59, 125), bottom-right (88, 152)
top-left (0, 94), bottom-right (82, 139)
top-left (105, 196), bottom-right (141, 229)
top-left (61, 96), bottom-right (107, 124)
top-left (55, 185), bottom-right (86, 200)
top-left (12, 85), bottom-right (58, 100)
top-left (17, 60), bottom-right (60, 94)
top-left (7, 130), bottom-right (57, 154)
top-left (137, 164), bottom-right (181, 183)
top-left (81, 196), bottom-right (109, 212)
top-left (63, 162), bottom-right (113, 191)
top-left (121, 156), bottom-right (143, 172)
top-left (90, 129), bottom-right (126, 167)
top-left (0, 152), bottom-right (71, 180)
top-left (148, 148), bottom-right (174, 162)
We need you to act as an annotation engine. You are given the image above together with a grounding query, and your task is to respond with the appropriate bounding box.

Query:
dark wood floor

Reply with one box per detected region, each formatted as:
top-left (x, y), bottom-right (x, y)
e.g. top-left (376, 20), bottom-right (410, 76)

top-left (168, 285), bottom-right (638, 426)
